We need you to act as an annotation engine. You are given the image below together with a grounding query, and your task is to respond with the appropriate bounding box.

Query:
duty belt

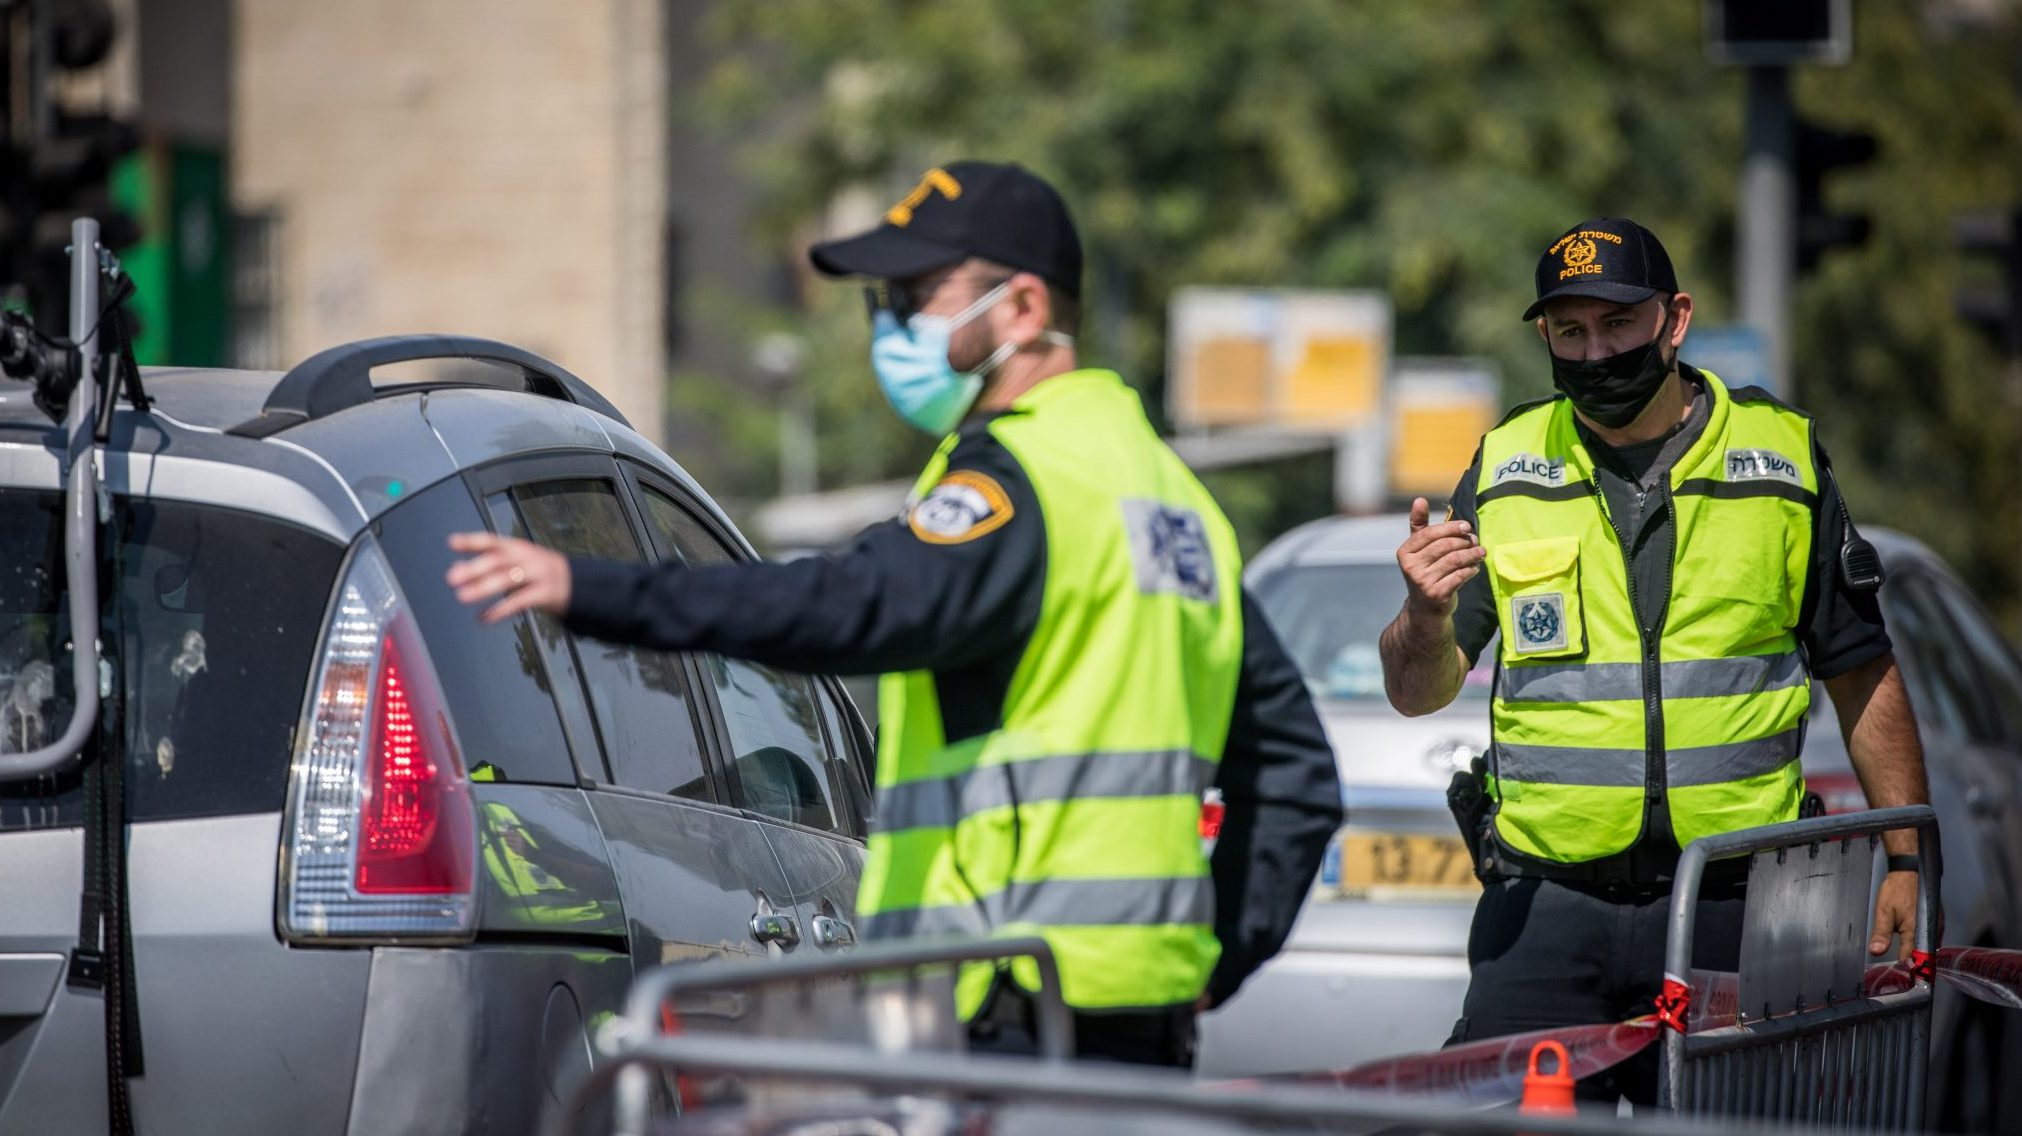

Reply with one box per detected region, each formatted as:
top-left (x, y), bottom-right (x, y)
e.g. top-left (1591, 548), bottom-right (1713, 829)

top-left (1478, 828), bottom-right (1750, 893)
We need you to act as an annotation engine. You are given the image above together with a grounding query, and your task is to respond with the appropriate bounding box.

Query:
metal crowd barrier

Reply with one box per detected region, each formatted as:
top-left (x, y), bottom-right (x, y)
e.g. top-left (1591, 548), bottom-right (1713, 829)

top-left (1660, 805), bottom-right (1941, 1129)
top-left (569, 936), bottom-right (1879, 1136)
top-left (579, 936), bottom-right (1073, 1136)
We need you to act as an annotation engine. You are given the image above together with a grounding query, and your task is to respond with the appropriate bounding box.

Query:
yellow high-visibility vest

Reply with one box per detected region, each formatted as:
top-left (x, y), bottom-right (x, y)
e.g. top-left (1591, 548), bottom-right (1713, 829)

top-left (858, 369), bottom-right (1244, 1013)
top-left (1475, 373), bottom-right (1814, 863)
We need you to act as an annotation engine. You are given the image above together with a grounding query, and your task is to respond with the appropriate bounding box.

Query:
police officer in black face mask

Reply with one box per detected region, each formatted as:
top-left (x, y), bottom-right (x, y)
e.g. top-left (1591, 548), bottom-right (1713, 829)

top-left (1533, 237), bottom-right (1685, 427)
top-left (1528, 218), bottom-right (1691, 434)
top-left (1379, 217), bottom-right (1930, 1108)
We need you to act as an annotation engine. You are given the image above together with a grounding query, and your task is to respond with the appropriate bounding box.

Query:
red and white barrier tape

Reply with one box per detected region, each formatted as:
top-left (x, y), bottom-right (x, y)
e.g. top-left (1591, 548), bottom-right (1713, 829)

top-left (1232, 946), bottom-right (2022, 1105)
top-left (1688, 947), bottom-right (2022, 1023)
top-left (1927, 946), bottom-right (2022, 1009)
top-left (1266, 1018), bottom-right (1660, 1107)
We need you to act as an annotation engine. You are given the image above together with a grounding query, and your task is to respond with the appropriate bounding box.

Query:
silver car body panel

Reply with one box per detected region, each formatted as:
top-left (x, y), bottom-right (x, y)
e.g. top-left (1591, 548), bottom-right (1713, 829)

top-left (0, 436), bottom-right (360, 541)
top-left (0, 439), bottom-right (60, 489)
top-left (418, 388), bottom-right (617, 472)
top-left (0, 814), bottom-right (371, 1135)
top-left (115, 448), bottom-right (360, 540)
top-left (270, 393), bottom-right (465, 521)
top-left (585, 790), bottom-right (797, 968)
top-left (345, 946), bottom-right (631, 1136)
top-left (749, 814), bottom-right (868, 955)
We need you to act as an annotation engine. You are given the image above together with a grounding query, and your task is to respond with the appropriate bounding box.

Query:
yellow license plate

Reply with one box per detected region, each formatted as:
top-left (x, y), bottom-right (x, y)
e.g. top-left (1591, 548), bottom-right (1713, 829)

top-left (1339, 833), bottom-right (1480, 896)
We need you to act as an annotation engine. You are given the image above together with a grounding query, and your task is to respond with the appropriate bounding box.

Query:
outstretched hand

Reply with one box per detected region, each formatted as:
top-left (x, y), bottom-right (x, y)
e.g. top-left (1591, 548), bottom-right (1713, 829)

top-left (445, 533), bottom-right (572, 624)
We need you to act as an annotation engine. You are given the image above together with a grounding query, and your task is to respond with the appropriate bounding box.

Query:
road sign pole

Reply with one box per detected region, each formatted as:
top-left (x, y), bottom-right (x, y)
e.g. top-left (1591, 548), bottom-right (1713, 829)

top-left (1738, 64), bottom-right (1796, 395)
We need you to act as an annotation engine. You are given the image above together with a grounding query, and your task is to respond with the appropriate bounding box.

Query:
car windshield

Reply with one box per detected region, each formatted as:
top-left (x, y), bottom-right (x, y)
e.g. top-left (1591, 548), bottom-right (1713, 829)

top-left (1253, 562), bottom-right (1493, 701)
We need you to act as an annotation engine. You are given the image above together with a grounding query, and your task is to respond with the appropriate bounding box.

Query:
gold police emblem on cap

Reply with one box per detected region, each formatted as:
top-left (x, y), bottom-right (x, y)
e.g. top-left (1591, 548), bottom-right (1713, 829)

top-left (886, 168), bottom-right (962, 227)
top-left (1562, 238), bottom-right (1598, 268)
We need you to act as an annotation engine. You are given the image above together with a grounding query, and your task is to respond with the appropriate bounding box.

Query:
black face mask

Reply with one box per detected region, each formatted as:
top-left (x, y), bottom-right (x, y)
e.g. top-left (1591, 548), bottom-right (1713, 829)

top-left (1548, 311), bottom-right (1674, 429)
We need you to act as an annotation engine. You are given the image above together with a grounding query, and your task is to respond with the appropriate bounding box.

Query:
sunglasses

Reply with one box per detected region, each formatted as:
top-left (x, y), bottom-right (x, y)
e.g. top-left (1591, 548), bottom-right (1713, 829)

top-left (863, 272), bottom-right (1015, 326)
top-left (862, 280), bottom-right (926, 325)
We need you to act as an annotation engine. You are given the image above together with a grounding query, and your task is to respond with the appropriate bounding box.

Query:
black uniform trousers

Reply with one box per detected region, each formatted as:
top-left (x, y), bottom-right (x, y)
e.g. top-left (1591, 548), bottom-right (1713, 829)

top-left (1445, 875), bottom-right (1747, 1106)
top-left (968, 982), bottom-right (1197, 1068)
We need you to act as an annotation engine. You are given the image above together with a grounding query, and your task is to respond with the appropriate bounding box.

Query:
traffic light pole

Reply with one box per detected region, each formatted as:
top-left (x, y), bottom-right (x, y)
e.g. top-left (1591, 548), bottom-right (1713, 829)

top-left (1739, 65), bottom-right (1796, 395)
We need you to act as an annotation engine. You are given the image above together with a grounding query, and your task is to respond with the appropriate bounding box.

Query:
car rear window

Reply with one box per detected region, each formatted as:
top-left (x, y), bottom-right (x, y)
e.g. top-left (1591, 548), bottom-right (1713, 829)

top-left (0, 489), bottom-right (342, 829)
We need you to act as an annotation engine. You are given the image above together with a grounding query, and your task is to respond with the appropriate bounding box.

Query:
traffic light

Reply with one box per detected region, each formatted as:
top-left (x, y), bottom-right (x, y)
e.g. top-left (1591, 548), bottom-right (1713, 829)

top-left (1953, 209), bottom-right (2022, 357)
top-left (1705, 0), bottom-right (1853, 67)
top-left (1795, 121), bottom-right (1877, 273)
top-left (0, 0), bottom-right (139, 324)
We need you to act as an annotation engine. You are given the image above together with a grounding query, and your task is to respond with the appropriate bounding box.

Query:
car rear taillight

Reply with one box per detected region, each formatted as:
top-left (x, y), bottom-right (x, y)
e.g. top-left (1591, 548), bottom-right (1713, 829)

top-left (1808, 771), bottom-right (1869, 815)
top-left (279, 538), bottom-right (476, 943)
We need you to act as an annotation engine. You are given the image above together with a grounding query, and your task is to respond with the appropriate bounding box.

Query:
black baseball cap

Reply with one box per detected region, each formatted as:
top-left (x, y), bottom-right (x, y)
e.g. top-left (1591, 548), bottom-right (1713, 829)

top-left (1521, 218), bottom-right (1678, 321)
top-left (808, 161), bottom-right (1083, 296)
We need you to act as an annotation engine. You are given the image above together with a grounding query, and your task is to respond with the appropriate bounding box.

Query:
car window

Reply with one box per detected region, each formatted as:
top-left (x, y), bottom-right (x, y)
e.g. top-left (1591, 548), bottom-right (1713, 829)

top-left (1929, 574), bottom-right (2022, 747)
top-left (635, 483), bottom-right (845, 833)
top-left (1253, 562), bottom-right (1494, 701)
top-left (813, 679), bottom-right (872, 838)
top-left (1, 490), bottom-right (340, 828)
top-left (375, 477), bottom-right (577, 785)
top-left (484, 492), bottom-right (609, 781)
top-left (512, 479), bottom-right (712, 801)
top-left (1882, 573), bottom-right (1993, 744)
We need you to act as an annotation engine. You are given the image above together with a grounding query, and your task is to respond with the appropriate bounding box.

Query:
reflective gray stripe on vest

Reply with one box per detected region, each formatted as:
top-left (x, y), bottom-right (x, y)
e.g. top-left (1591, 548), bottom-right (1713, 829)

top-left (875, 749), bottom-right (1216, 833)
top-left (1498, 652), bottom-right (1808, 704)
top-left (860, 874), bottom-right (1215, 940)
top-left (1496, 728), bottom-right (1802, 788)
top-left (1667, 728), bottom-right (1804, 787)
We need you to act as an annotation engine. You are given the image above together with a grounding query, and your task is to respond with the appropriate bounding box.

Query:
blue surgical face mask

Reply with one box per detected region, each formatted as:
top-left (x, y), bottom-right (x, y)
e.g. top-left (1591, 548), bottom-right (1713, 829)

top-left (869, 281), bottom-right (1072, 435)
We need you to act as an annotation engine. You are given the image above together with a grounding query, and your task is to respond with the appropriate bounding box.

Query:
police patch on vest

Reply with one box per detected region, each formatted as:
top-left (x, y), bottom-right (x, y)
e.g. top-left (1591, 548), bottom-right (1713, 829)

top-left (908, 471), bottom-right (1013, 544)
top-left (1491, 452), bottom-right (1565, 489)
top-left (1725, 448), bottom-right (1803, 488)
top-left (1511, 592), bottom-right (1569, 654)
top-left (1122, 498), bottom-right (1219, 603)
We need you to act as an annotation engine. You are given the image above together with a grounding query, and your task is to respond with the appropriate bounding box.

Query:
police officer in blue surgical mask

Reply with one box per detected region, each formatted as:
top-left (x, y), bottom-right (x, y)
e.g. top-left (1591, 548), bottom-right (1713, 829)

top-left (446, 161), bottom-right (1342, 1066)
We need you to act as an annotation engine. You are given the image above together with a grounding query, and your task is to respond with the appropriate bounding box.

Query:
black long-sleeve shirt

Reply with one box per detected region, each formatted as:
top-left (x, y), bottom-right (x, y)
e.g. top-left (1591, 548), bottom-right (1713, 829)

top-left (566, 418), bottom-right (1342, 1004)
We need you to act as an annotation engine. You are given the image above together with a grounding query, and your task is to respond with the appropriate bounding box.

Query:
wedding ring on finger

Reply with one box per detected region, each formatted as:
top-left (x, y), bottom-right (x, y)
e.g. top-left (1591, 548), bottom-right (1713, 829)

top-left (508, 566), bottom-right (527, 587)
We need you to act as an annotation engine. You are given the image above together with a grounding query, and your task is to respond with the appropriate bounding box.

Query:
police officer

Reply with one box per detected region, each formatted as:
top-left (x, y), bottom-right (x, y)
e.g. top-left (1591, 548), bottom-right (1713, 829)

top-left (1377, 218), bottom-right (1930, 1104)
top-left (447, 161), bottom-right (1342, 1067)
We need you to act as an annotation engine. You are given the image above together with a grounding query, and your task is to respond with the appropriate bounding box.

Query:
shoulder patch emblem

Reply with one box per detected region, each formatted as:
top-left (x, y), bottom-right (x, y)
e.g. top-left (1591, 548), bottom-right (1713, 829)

top-left (1725, 448), bottom-right (1803, 488)
top-left (908, 470), bottom-right (1013, 544)
top-left (1489, 452), bottom-right (1564, 489)
top-left (1121, 498), bottom-right (1220, 603)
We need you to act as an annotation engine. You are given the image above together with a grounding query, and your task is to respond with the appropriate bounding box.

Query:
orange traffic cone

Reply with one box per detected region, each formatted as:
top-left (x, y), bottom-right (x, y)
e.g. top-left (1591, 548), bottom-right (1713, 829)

top-left (1520, 1039), bottom-right (1577, 1115)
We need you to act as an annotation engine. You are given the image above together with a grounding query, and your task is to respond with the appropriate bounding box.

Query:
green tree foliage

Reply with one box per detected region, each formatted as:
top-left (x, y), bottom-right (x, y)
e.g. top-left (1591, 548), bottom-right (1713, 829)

top-left (1792, 6), bottom-right (2022, 630)
top-left (696, 1), bottom-right (2022, 626)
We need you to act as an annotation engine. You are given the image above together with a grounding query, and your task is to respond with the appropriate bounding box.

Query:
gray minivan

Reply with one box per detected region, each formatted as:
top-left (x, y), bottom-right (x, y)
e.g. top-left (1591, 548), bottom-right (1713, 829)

top-left (0, 334), bottom-right (872, 1134)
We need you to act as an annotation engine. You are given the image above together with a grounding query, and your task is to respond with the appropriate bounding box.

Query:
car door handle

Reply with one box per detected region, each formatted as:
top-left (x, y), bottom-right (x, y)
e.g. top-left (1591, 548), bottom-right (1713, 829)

top-left (811, 914), bottom-right (856, 950)
top-left (750, 912), bottom-right (800, 948)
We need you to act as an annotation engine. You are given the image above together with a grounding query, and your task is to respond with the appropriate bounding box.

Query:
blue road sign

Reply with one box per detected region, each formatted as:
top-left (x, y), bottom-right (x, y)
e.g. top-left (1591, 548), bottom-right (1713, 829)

top-left (1683, 324), bottom-right (1778, 397)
